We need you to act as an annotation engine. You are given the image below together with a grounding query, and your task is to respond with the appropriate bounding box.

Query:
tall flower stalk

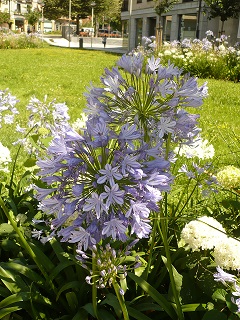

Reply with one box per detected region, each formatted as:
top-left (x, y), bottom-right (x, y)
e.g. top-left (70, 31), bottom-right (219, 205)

top-left (35, 52), bottom-right (208, 318)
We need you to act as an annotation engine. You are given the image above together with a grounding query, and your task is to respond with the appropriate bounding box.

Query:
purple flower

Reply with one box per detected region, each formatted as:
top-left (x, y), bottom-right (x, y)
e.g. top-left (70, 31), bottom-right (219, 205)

top-left (121, 154), bottom-right (141, 176)
top-left (69, 227), bottom-right (96, 251)
top-left (83, 192), bottom-right (107, 219)
top-left (97, 164), bottom-right (123, 187)
top-left (213, 266), bottom-right (236, 285)
top-left (156, 117), bottom-right (176, 138)
top-left (34, 50), bottom-right (208, 253)
top-left (126, 201), bottom-right (150, 219)
top-left (101, 184), bottom-right (125, 208)
top-left (102, 218), bottom-right (127, 240)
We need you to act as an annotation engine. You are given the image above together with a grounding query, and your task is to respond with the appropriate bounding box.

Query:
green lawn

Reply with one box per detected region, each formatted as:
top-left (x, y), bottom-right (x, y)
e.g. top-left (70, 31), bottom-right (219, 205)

top-left (197, 79), bottom-right (240, 166)
top-left (0, 46), bottom-right (239, 166)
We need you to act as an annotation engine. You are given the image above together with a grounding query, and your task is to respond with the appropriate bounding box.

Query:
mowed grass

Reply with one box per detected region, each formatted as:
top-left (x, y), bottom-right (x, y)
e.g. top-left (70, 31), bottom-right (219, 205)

top-left (197, 78), bottom-right (240, 166)
top-left (0, 46), bottom-right (120, 146)
top-left (0, 46), bottom-right (239, 166)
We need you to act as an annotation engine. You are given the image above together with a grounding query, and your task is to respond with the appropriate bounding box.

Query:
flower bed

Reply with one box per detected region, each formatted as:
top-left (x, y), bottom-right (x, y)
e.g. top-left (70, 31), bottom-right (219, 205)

top-left (0, 31), bottom-right (44, 49)
top-left (0, 50), bottom-right (239, 319)
top-left (141, 31), bottom-right (240, 82)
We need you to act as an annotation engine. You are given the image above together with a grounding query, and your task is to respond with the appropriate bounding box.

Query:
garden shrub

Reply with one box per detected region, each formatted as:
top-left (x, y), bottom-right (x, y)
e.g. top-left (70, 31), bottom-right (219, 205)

top-left (0, 48), bottom-right (239, 320)
top-left (141, 31), bottom-right (240, 82)
top-left (0, 31), bottom-right (44, 49)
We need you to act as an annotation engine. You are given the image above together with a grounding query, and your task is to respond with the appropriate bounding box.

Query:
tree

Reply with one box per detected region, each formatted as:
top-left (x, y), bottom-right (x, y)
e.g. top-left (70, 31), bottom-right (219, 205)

top-left (25, 9), bottom-right (41, 31)
top-left (93, 0), bottom-right (123, 29)
top-left (154, 0), bottom-right (179, 46)
top-left (43, 0), bottom-right (94, 21)
top-left (0, 11), bottom-right (10, 27)
top-left (43, 0), bottom-right (123, 30)
top-left (154, 0), bottom-right (179, 17)
top-left (204, 0), bottom-right (240, 33)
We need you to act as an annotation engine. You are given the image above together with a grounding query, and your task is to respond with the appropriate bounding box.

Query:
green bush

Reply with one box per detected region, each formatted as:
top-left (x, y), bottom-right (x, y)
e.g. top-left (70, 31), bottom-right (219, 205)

top-left (142, 32), bottom-right (240, 82)
top-left (0, 32), bottom-right (44, 49)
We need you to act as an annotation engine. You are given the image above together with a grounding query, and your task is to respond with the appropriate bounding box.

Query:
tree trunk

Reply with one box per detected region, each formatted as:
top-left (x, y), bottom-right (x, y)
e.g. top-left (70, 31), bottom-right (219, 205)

top-left (220, 20), bottom-right (225, 35)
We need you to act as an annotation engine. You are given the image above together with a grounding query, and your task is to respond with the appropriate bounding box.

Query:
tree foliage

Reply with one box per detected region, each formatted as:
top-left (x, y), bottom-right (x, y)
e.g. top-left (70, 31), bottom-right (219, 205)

top-left (43, 0), bottom-right (123, 24)
top-left (154, 0), bottom-right (179, 16)
top-left (25, 9), bottom-right (41, 28)
top-left (0, 11), bottom-right (10, 25)
top-left (43, 0), bottom-right (90, 21)
top-left (204, 0), bottom-right (240, 22)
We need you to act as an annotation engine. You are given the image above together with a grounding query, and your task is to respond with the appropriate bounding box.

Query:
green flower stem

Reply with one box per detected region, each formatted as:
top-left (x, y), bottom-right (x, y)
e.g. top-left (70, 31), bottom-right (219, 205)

top-left (160, 133), bottom-right (184, 320)
top-left (177, 181), bottom-right (199, 217)
top-left (172, 178), bottom-right (192, 217)
top-left (112, 281), bottom-right (129, 320)
top-left (9, 125), bottom-right (37, 193)
top-left (159, 203), bottom-right (184, 320)
top-left (92, 255), bottom-right (100, 320)
top-left (0, 196), bottom-right (57, 295)
top-left (144, 211), bottom-right (158, 280)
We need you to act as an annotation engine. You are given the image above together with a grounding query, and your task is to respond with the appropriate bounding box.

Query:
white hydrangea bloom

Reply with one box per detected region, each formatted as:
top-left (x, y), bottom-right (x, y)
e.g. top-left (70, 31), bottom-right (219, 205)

top-left (180, 216), bottom-right (227, 251)
top-left (214, 237), bottom-right (240, 270)
top-left (175, 136), bottom-right (215, 159)
top-left (71, 113), bottom-right (88, 132)
top-left (0, 142), bottom-right (11, 173)
top-left (216, 165), bottom-right (240, 189)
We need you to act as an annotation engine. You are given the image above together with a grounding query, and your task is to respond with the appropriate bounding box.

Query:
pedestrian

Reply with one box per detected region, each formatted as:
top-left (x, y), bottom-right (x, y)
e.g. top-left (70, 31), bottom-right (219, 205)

top-left (102, 35), bottom-right (107, 48)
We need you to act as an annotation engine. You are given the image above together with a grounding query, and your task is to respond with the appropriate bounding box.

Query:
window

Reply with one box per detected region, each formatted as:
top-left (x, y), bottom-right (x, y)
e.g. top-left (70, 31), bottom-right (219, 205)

top-left (121, 0), bottom-right (128, 11)
top-left (178, 14), bottom-right (197, 40)
top-left (137, 0), bottom-right (142, 3)
top-left (17, 3), bottom-right (21, 13)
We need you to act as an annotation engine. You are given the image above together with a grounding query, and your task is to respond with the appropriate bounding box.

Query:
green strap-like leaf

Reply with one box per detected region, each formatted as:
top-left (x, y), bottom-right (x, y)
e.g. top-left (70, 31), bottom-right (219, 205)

top-left (56, 281), bottom-right (81, 301)
top-left (127, 306), bottom-right (154, 320)
top-left (49, 260), bottom-right (76, 281)
top-left (181, 303), bottom-right (207, 312)
top-left (0, 306), bottom-right (22, 318)
top-left (0, 266), bottom-right (29, 294)
top-left (101, 293), bottom-right (122, 319)
top-left (0, 292), bottom-right (30, 308)
top-left (72, 308), bottom-right (88, 320)
top-left (65, 292), bottom-right (78, 312)
top-left (0, 261), bottom-right (45, 285)
top-left (128, 272), bottom-right (177, 320)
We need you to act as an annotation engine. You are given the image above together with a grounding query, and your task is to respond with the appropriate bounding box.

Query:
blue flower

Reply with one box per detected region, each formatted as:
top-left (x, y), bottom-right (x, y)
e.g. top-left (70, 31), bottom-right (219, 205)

top-left (35, 51), bottom-right (207, 253)
top-left (102, 218), bottom-right (127, 240)
top-left (69, 227), bottom-right (96, 251)
top-left (83, 192), bottom-right (107, 219)
top-left (101, 184), bottom-right (125, 208)
top-left (97, 164), bottom-right (123, 187)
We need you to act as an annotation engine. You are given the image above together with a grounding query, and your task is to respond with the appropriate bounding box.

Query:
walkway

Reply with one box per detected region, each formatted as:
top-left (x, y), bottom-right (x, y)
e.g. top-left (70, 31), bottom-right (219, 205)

top-left (43, 35), bottom-right (128, 55)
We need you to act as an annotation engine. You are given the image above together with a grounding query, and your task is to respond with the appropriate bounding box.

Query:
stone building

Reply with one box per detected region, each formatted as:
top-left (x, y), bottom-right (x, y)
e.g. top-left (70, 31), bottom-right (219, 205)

top-left (121, 0), bottom-right (240, 50)
top-left (0, 0), bottom-right (53, 33)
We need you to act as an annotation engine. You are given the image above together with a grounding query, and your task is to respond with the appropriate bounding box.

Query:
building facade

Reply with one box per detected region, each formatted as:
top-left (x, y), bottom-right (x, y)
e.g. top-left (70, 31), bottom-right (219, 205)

top-left (0, 0), bottom-right (54, 33)
top-left (121, 0), bottom-right (240, 50)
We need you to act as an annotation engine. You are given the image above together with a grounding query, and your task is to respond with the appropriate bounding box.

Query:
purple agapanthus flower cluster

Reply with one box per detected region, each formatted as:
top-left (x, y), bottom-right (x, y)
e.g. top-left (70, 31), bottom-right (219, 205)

top-left (0, 89), bottom-right (19, 128)
top-left (13, 96), bottom-right (70, 155)
top-left (84, 53), bottom-right (207, 144)
top-left (214, 266), bottom-right (240, 313)
top-left (35, 53), bottom-right (207, 252)
top-left (76, 240), bottom-right (141, 293)
top-left (35, 120), bottom-right (169, 250)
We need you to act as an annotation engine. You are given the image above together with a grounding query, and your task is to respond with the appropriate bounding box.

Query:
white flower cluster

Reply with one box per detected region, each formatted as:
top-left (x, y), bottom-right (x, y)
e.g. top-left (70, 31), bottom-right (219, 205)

top-left (181, 216), bottom-right (226, 251)
top-left (216, 165), bottom-right (240, 189)
top-left (214, 237), bottom-right (240, 270)
top-left (71, 113), bottom-right (88, 132)
top-left (0, 142), bottom-right (11, 173)
top-left (175, 136), bottom-right (215, 160)
top-left (181, 216), bottom-right (240, 270)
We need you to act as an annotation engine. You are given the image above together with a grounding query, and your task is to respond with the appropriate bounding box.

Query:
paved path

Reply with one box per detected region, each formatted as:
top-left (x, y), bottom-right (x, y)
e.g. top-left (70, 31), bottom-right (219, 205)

top-left (43, 35), bottom-right (128, 55)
